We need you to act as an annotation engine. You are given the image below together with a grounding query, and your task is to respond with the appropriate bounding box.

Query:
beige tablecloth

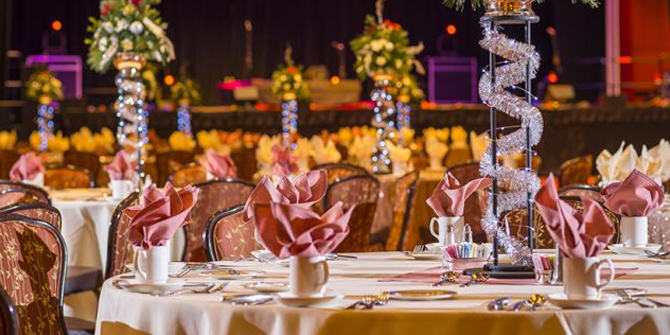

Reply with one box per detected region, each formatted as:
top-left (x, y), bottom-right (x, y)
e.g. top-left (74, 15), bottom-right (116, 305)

top-left (96, 251), bottom-right (670, 335)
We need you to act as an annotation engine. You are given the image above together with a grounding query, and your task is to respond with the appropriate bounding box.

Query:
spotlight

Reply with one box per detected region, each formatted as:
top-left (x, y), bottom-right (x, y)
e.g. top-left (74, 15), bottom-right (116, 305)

top-left (51, 20), bottom-right (62, 31)
top-left (330, 76), bottom-right (341, 85)
top-left (548, 72), bottom-right (558, 84)
top-left (164, 74), bottom-right (175, 86)
top-left (446, 24), bottom-right (457, 36)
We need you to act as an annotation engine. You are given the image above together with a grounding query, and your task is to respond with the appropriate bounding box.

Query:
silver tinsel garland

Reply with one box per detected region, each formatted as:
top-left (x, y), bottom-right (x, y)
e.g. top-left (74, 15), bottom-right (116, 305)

top-left (36, 103), bottom-right (54, 151)
top-left (370, 79), bottom-right (395, 174)
top-left (281, 99), bottom-right (298, 150)
top-left (176, 104), bottom-right (192, 136)
top-left (115, 62), bottom-right (148, 185)
top-left (478, 23), bottom-right (544, 265)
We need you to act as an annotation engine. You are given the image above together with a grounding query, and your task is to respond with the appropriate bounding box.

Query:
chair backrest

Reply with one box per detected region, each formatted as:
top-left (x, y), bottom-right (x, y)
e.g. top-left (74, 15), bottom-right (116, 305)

top-left (230, 146), bottom-right (257, 182)
top-left (0, 214), bottom-right (67, 335)
top-left (558, 155), bottom-right (593, 186)
top-left (323, 174), bottom-right (380, 252)
top-left (64, 150), bottom-right (101, 187)
top-left (386, 172), bottom-right (420, 251)
top-left (444, 146), bottom-right (473, 168)
top-left (45, 164), bottom-right (93, 189)
top-left (0, 190), bottom-right (43, 209)
top-left (558, 184), bottom-right (603, 203)
top-left (183, 179), bottom-right (255, 262)
top-left (169, 163), bottom-right (207, 188)
top-left (0, 182), bottom-right (50, 204)
top-left (446, 161), bottom-right (488, 242)
top-left (0, 286), bottom-right (19, 335)
top-left (0, 202), bottom-right (62, 231)
top-left (105, 192), bottom-right (140, 280)
top-left (155, 150), bottom-right (195, 186)
top-left (312, 163), bottom-right (369, 184)
top-left (203, 205), bottom-right (259, 261)
top-left (0, 150), bottom-right (20, 180)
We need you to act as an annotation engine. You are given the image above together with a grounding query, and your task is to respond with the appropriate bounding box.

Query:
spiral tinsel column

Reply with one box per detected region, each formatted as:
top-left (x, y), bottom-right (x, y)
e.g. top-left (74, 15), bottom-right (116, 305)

top-left (115, 54), bottom-right (148, 188)
top-left (370, 78), bottom-right (395, 174)
top-left (36, 102), bottom-right (55, 151)
top-left (281, 99), bottom-right (298, 150)
top-left (176, 103), bottom-right (192, 136)
top-left (478, 21), bottom-right (543, 265)
top-left (396, 101), bottom-right (411, 144)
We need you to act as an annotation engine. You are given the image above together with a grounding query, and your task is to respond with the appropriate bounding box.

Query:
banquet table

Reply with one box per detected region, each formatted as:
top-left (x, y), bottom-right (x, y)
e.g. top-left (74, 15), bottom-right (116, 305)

top-left (96, 251), bottom-right (670, 335)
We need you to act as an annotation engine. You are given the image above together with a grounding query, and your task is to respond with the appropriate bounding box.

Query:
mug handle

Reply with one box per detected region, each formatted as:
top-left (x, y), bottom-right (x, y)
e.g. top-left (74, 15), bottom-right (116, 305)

top-left (595, 258), bottom-right (615, 289)
top-left (429, 218), bottom-right (440, 239)
top-left (133, 248), bottom-right (147, 281)
top-left (316, 260), bottom-right (330, 291)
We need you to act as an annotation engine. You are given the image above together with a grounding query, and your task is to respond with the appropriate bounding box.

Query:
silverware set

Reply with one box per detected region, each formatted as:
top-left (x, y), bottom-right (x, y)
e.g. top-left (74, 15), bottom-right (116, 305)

top-left (154, 282), bottom-right (228, 297)
top-left (487, 295), bottom-right (546, 312)
top-left (433, 271), bottom-right (461, 286)
top-left (459, 272), bottom-right (489, 287)
top-left (221, 294), bottom-right (274, 306)
top-left (644, 250), bottom-right (670, 260)
top-left (345, 292), bottom-right (391, 310)
top-left (169, 263), bottom-right (234, 278)
top-left (610, 288), bottom-right (670, 308)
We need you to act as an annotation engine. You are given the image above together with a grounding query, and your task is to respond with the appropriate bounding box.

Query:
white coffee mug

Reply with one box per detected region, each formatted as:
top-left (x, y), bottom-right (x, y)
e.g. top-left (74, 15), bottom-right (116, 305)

top-left (22, 173), bottom-right (44, 188)
top-left (109, 180), bottom-right (134, 200)
top-left (429, 157), bottom-right (443, 170)
top-left (430, 216), bottom-right (463, 246)
top-left (133, 245), bottom-right (170, 284)
top-left (563, 257), bottom-right (615, 300)
top-left (620, 216), bottom-right (648, 247)
top-left (289, 256), bottom-right (329, 297)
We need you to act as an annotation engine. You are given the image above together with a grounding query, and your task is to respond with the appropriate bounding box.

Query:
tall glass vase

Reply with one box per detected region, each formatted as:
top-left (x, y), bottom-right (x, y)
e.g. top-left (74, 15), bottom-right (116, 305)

top-left (176, 99), bottom-right (192, 137)
top-left (370, 74), bottom-right (395, 174)
top-left (114, 52), bottom-right (148, 191)
top-left (36, 95), bottom-right (54, 152)
top-left (281, 95), bottom-right (298, 150)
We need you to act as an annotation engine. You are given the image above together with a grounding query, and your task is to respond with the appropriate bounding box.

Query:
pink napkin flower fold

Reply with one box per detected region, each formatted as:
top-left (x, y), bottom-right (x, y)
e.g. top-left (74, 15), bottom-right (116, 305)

top-left (253, 202), bottom-right (354, 258)
top-left (103, 151), bottom-right (135, 181)
top-left (9, 152), bottom-right (44, 181)
top-left (199, 149), bottom-right (237, 179)
top-left (124, 182), bottom-right (199, 249)
top-left (243, 169), bottom-right (328, 221)
top-left (535, 174), bottom-right (613, 258)
top-left (601, 169), bottom-right (664, 217)
top-left (271, 143), bottom-right (298, 176)
top-left (425, 172), bottom-right (492, 217)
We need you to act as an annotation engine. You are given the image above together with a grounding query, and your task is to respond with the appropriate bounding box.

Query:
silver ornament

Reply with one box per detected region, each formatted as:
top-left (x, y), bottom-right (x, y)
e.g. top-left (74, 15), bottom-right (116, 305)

top-left (129, 21), bottom-right (144, 35)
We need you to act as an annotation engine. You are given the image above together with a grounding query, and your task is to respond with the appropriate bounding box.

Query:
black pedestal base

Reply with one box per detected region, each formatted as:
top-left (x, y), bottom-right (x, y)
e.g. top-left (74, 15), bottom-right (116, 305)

top-left (463, 263), bottom-right (535, 279)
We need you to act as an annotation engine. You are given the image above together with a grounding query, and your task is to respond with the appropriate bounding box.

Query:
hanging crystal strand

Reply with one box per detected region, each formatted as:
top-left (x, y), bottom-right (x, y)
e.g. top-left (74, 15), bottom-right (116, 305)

top-left (36, 100), bottom-right (54, 151)
top-left (115, 53), bottom-right (148, 192)
top-left (371, 78), bottom-right (394, 174)
top-left (176, 102), bottom-right (192, 136)
top-left (281, 99), bottom-right (298, 150)
top-left (478, 21), bottom-right (543, 265)
top-left (396, 101), bottom-right (411, 145)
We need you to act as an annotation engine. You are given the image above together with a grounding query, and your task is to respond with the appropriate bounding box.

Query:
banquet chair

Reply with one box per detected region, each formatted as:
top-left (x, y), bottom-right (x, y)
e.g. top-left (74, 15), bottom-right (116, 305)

top-left (0, 286), bottom-right (19, 335)
top-left (0, 181), bottom-right (51, 204)
top-left (155, 150), bottom-right (195, 186)
top-left (230, 146), bottom-right (257, 182)
top-left (0, 214), bottom-right (94, 334)
top-left (169, 163), bottom-right (207, 188)
top-left (45, 165), bottom-right (94, 189)
top-left (183, 179), bottom-right (255, 262)
top-left (105, 192), bottom-right (140, 280)
top-left (444, 147), bottom-right (473, 168)
top-left (557, 155), bottom-right (593, 186)
top-left (323, 175), bottom-right (380, 252)
top-left (385, 172), bottom-right (420, 251)
top-left (312, 163), bottom-right (369, 184)
top-left (64, 151), bottom-right (102, 187)
top-left (445, 161), bottom-right (488, 242)
top-left (203, 205), bottom-right (259, 261)
top-left (0, 149), bottom-right (20, 180)
top-left (0, 189), bottom-right (44, 209)
top-left (558, 184), bottom-right (604, 203)
top-left (0, 202), bottom-right (103, 297)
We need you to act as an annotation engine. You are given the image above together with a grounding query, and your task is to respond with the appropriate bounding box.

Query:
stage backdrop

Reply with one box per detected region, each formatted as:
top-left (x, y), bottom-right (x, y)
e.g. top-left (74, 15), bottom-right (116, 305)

top-left (6, 0), bottom-right (604, 104)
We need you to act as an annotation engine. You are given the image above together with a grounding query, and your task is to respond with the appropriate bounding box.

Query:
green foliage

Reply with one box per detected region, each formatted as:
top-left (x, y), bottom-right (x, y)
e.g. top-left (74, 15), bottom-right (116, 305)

top-left (271, 64), bottom-right (309, 101)
top-left (171, 77), bottom-right (201, 105)
top-left (25, 66), bottom-right (63, 102)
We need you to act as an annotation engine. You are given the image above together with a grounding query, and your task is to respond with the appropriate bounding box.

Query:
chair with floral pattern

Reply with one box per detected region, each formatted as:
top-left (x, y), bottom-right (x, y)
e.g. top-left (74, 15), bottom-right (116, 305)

top-left (312, 163), bottom-right (369, 184)
top-left (64, 150), bottom-right (102, 187)
top-left (446, 161), bottom-right (489, 242)
top-left (170, 163), bottom-right (207, 188)
top-left (0, 182), bottom-right (50, 204)
top-left (0, 286), bottom-right (19, 335)
top-left (183, 179), bottom-right (255, 262)
top-left (155, 150), bottom-right (195, 186)
top-left (557, 155), bottom-right (593, 187)
top-left (385, 172), bottom-right (420, 251)
top-left (104, 192), bottom-right (140, 280)
top-left (558, 184), bottom-right (604, 203)
top-left (0, 190), bottom-right (43, 209)
top-left (230, 146), bottom-right (257, 182)
top-left (44, 165), bottom-right (93, 189)
top-left (203, 205), bottom-right (259, 261)
top-left (323, 174), bottom-right (380, 252)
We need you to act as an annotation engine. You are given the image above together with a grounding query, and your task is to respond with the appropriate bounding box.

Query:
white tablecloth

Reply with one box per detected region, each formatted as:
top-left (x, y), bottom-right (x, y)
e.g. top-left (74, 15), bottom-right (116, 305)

top-left (96, 251), bottom-right (670, 335)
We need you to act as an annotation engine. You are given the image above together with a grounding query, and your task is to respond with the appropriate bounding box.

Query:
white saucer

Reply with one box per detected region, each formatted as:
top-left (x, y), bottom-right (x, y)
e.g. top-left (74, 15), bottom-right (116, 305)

top-left (607, 244), bottom-right (662, 255)
top-left (118, 279), bottom-right (185, 295)
top-left (390, 289), bottom-right (457, 301)
top-left (404, 252), bottom-right (441, 261)
top-left (547, 293), bottom-right (618, 310)
top-left (242, 282), bottom-right (289, 293)
top-left (274, 292), bottom-right (342, 307)
top-left (124, 263), bottom-right (186, 276)
top-left (200, 269), bottom-right (265, 280)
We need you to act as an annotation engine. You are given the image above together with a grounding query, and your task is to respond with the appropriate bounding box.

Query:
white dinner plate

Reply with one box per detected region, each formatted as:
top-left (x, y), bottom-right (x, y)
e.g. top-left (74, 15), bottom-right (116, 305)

top-left (607, 244), bottom-right (662, 256)
top-left (117, 279), bottom-right (185, 295)
top-left (274, 292), bottom-right (343, 307)
top-left (547, 293), bottom-right (618, 310)
top-left (125, 262), bottom-right (185, 275)
top-left (389, 289), bottom-right (457, 301)
top-left (200, 269), bottom-right (265, 280)
top-left (242, 282), bottom-right (289, 293)
top-left (403, 252), bottom-right (442, 261)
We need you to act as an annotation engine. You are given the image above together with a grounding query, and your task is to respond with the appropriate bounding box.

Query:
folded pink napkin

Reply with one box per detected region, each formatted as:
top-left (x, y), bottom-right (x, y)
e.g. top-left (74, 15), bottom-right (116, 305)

top-left (104, 151), bottom-right (135, 181)
top-left (535, 174), bottom-right (613, 258)
top-left (253, 202), bottom-right (354, 258)
top-left (243, 169), bottom-right (327, 221)
top-left (271, 143), bottom-right (298, 176)
top-left (124, 182), bottom-right (199, 249)
top-left (199, 149), bottom-right (237, 179)
top-left (601, 169), bottom-right (664, 217)
top-left (9, 152), bottom-right (44, 181)
top-left (426, 172), bottom-right (492, 217)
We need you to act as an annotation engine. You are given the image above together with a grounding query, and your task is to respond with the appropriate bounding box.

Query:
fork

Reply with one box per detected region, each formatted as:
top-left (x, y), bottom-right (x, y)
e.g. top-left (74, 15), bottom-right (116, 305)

top-left (459, 273), bottom-right (489, 287)
top-left (345, 294), bottom-right (377, 310)
top-left (615, 289), bottom-right (656, 308)
top-left (412, 245), bottom-right (426, 253)
top-left (152, 283), bottom-right (216, 297)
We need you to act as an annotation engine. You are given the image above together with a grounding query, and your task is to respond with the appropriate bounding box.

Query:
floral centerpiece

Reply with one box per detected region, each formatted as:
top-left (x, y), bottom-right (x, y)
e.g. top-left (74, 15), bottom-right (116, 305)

top-left (86, 0), bottom-right (175, 73)
top-left (271, 46), bottom-right (309, 101)
top-left (390, 72), bottom-right (424, 104)
top-left (171, 77), bottom-right (201, 106)
top-left (25, 67), bottom-right (63, 104)
top-left (442, 0), bottom-right (598, 14)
